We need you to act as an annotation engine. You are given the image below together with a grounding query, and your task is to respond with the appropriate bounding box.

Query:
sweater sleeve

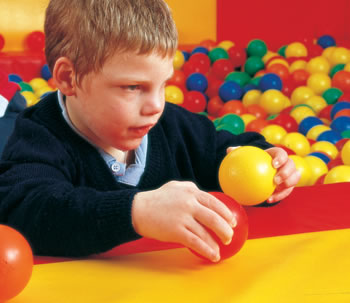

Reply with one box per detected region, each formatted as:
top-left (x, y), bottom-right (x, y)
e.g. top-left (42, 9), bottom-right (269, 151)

top-left (0, 113), bottom-right (141, 257)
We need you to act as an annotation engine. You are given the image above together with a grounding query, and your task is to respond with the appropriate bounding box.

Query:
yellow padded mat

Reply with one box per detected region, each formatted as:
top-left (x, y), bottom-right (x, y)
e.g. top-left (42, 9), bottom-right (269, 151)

top-left (10, 228), bottom-right (350, 303)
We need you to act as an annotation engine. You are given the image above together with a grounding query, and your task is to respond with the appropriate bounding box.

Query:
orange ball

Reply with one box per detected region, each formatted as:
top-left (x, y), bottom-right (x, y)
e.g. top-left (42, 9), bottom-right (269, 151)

top-left (219, 146), bottom-right (276, 205)
top-left (0, 225), bottom-right (33, 301)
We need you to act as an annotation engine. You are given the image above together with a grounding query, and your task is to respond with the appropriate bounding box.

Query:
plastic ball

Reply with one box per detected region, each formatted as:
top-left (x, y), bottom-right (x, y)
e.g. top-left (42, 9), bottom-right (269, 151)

top-left (341, 140), bottom-right (350, 165)
top-left (331, 116), bottom-right (350, 133)
top-left (266, 57), bottom-right (289, 69)
top-left (310, 141), bottom-right (339, 160)
top-left (165, 85), bottom-right (184, 104)
top-left (21, 91), bottom-right (38, 107)
top-left (331, 102), bottom-right (350, 119)
top-left (190, 192), bottom-right (248, 262)
top-left (306, 56), bottom-right (331, 74)
top-left (298, 116), bottom-right (324, 135)
top-left (259, 89), bottom-right (286, 115)
top-left (211, 59), bottom-right (234, 80)
top-left (219, 146), bottom-right (276, 205)
top-left (261, 124), bottom-right (287, 145)
top-left (240, 113), bottom-right (257, 126)
top-left (258, 73), bottom-right (283, 91)
top-left (324, 165), bottom-right (350, 184)
top-left (19, 82), bottom-right (33, 92)
top-left (305, 96), bottom-right (328, 114)
top-left (281, 132), bottom-right (311, 156)
top-left (289, 155), bottom-right (312, 187)
top-left (332, 70), bottom-right (350, 93)
top-left (330, 64), bottom-right (345, 78)
top-left (289, 60), bottom-right (307, 73)
top-left (167, 70), bottom-right (186, 88)
top-left (227, 46), bottom-right (247, 68)
top-left (317, 130), bottom-right (343, 144)
top-left (245, 118), bottom-right (269, 133)
top-left (218, 100), bottom-right (246, 117)
top-left (244, 56), bottom-right (265, 76)
top-left (26, 31), bottom-right (45, 51)
top-left (0, 34), bottom-right (4, 51)
top-left (335, 138), bottom-right (349, 151)
top-left (199, 39), bottom-right (216, 50)
top-left (173, 50), bottom-right (185, 70)
top-left (0, 225), bottom-right (33, 301)
top-left (247, 39), bottom-right (267, 58)
top-left (218, 81), bottom-right (243, 102)
top-left (186, 73), bottom-right (208, 92)
top-left (327, 157), bottom-right (344, 170)
top-left (322, 88), bottom-right (343, 105)
top-left (290, 105), bottom-right (316, 124)
top-left (329, 47), bottom-right (350, 66)
top-left (304, 155), bottom-right (329, 185)
top-left (242, 89), bottom-right (261, 106)
top-left (246, 104), bottom-right (268, 120)
top-left (182, 51), bottom-right (190, 61)
top-left (208, 47), bottom-right (229, 63)
top-left (290, 86), bottom-right (315, 106)
top-left (218, 40), bottom-right (235, 50)
top-left (29, 78), bottom-right (48, 92)
top-left (317, 35), bottom-right (336, 48)
top-left (225, 72), bottom-right (251, 88)
top-left (191, 46), bottom-right (209, 55)
top-left (308, 151), bottom-right (331, 164)
top-left (306, 124), bottom-right (331, 140)
top-left (182, 91), bottom-right (207, 113)
top-left (306, 73), bottom-right (331, 95)
top-left (207, 96), bottom-right (224, 117)
top-left (270, 113), bottom-right (298, 132)
top-left (40, 64), bottom-right (52, 81)
top-left (285, 42), bottom-right (308, 58)
top-left (8, 74), bottom-right (22, 83)
top-left (290, 69), bottom-right (310, 87)
top-left (216, 114), bottom-right (245, 135)
top-left (334, 108), bottom-right (350, 119)
top-left (266, 63), bottom-right (290, 82)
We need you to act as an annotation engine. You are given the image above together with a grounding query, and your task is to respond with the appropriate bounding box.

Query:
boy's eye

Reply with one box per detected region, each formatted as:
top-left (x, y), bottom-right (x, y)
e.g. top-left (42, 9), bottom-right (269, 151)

top-left (123, 85), bottom-right (141, 91)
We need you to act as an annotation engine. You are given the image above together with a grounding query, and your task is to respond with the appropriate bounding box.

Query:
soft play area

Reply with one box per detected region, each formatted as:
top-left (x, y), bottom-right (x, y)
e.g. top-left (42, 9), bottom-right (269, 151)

top-left (1, 0), bottom-right (350, 302)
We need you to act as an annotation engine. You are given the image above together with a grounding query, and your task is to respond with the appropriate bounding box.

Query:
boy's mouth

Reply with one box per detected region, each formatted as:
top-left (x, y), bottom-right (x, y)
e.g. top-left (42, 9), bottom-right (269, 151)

top-left (129, 124), bottom-right (154, 137)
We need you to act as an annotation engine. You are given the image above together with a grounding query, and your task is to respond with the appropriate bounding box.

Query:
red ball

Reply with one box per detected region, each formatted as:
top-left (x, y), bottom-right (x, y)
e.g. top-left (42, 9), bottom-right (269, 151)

top-left (211, 59), bottom-right (234, 80)
top-left (270, 113), bottom-right (298, 132)
top-left (167, 70), bottom-right (186, 88)
top-left (190, 192), bottom-right (248, 261)
top-left (188, 53), bottom-right (211, 74)
top-left (206, 77), bottom-right (223, 99)
top-left (0, 225), bottom-right (33, 301)
top-left (207, 96), bottom-right (224, 117)
top-left (227, 46), bottom-right (247, 68)
top-left (327, 157), bottom-right (344, 170)
top-left (335, 138), bottom-right (349, 151)
top-left (26, 31), bottom-right (45, 51)
top-left (318, 105), bottom-right (333, 121)
top-left (266, 63), bottom-right (290, 82)
top-left (246, 104), bottom-right (268, 120)
top-left (282, 79), bottom-right (296, 97)
top-left (218, 100), bottom-right (246, 117)
top-left (182, 91), bottom-right (207, 113)
top-left (199, 39), bottom-right (216, 51)
top-left (245, 118), bottom-right (269, 133)
top-left (183, 60), bottom-right (207, 77)
top-left (332, 70), bottom-right (350, 93)
top-left (290, 69), bottom-right (310, 87)
top-left (0, 34), bottom-right (5, 51)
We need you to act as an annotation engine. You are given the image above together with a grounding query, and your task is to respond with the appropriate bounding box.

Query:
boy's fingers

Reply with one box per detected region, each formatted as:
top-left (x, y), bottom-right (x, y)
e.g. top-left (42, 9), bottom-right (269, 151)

top-left (268, 187), bottom-right (294, 204)
top-left (266, 147), bottom-right (288, 168)
top-left (274, 158), bottom-right (296, 185)
top-left (226, 146), bottom-right (241, 154)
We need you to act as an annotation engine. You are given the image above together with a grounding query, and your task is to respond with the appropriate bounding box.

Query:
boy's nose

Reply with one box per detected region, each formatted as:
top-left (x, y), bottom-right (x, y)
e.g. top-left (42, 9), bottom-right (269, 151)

top-left (142, 93), bottom-right (164, 116)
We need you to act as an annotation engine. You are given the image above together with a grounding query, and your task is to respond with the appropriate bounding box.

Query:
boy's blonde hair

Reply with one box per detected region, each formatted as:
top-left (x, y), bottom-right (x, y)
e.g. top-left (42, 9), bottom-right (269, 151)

top-left (44, 0), bottom-right (178, 85)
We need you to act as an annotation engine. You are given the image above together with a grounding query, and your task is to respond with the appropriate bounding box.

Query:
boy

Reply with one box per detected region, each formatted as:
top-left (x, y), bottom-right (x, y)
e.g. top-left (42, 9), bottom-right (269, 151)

top-left (0, 0), bottom-right (299, 262)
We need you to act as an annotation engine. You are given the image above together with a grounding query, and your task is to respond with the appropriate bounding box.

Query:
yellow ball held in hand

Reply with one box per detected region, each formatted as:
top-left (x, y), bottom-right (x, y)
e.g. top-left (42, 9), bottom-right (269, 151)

top-left (219, 146), bottom-right (277, 206)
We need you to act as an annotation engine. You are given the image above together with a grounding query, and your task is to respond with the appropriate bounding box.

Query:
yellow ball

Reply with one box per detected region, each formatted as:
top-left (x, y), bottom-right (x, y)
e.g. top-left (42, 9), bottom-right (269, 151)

top-left (266, 58), bottom-right (289, 69)
top-left (329, 47), bottom-right (350, 66)
top-left (173, 50), bottom-right (185, 70)
top-left (306, 73), bottom-right (331, 95)
top-left (20, 91), bottom-right (39, 107)
top-left (281, 132), bottom-right (311, 156)
top-left (35, 86), bottom-right (54, 98)
top-left (290, 86), bottom-right (315, 106)
top-left (289, 155), bottom-right (312, 187)
top-left (29, 78), bottom-right (48, 92)
top-left (261, 124), bottom-right (287, 145)
top-left (240, 114), bottom-right (257, 126)
top-left (341, 140), bottom-right (350, 165)
top-left (305, 96), bottom-right (328, 114)
top-left (242, 89), bottom-right (261, 106)
top-left (262, 51), bottom-right (277, 63)
top-left (290, 106), bottom-right (316, 124)
top-left (218, 40), bottom-right (235, 50)
top-left (219, 146), bottom-right (276, 206)
top-left (165, 85), bottom-right (184, 104)
top-left (324, 165), bottom-right (350, 184)
top-left (306, 125), bottom-right (331, 140)
top-left (306, 56), bottom-right (331, 74)
top-left (322, 46), bottom-right (336, 61)
top-left (344, 62), bottom-right (350, 72)
top-left (289, 60), bottom-right (307, 73)
top-left (285, 42), bottom-right (308, 58)
top-left (304, 155), bottom-right (328, 185)
top-left (283, 96), bottom-right (292, 108)
top-left (310, 141), bottom-right (338, 160)
top-left (259, 89), bottom-right (286, 115)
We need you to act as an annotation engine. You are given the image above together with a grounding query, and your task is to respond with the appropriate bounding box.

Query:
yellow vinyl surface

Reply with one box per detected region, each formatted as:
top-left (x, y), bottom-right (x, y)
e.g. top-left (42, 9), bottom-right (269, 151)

top-left (10, 229), bottom-right (350, 303)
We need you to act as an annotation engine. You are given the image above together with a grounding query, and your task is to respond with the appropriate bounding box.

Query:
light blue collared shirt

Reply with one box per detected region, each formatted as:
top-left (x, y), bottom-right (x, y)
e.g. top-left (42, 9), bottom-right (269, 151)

top-left (57, 90), bottom-right (148, 186)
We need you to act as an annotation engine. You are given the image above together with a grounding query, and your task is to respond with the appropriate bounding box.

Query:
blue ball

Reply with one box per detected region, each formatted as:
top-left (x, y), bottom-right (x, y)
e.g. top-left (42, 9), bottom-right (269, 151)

top-left (191, 46), bottom-right (209, 55)
top-left (331, 116), bottom-right (350, 133)
top-left (243, 83), bottom-right (259, 94)
top-left (41, 64), bottom-right (52, 81)
top-left (218, 81), bottom-right (243, 102)
top-left (8, 74), bottom-right (22, 83)
top-left (316, 130), bottom-right (343, 144)
top-left (317, 35), bottom-right (336, 49)
top-left (186, 73), bottom-right (208, 92)
top-left (308, 152), bottom-right (331, 164)
top-left (330, 101), bottom-right (350, 119)
top-left (181, 51), bottom-right (190, 61)
top-left (258, 73), bottom-right (282, 91)
top-left (298, 116), bottom-right (324, 135)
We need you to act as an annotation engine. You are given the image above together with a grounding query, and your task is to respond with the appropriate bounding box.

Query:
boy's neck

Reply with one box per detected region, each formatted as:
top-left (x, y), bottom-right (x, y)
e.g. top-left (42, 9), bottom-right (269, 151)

top-left (106, 148), bottom-right (135, 165)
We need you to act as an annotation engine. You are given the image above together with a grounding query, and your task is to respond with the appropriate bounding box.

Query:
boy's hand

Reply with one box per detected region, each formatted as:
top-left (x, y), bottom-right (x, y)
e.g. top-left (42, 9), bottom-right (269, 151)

top-left (132, 181), bottom-right (237, 262)
top-left (265, 147), bottom-right (300, 203)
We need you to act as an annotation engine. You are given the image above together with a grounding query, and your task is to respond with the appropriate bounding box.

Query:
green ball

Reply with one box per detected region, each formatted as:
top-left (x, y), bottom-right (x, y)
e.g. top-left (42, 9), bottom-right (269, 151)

top-left (19, 82), bottom-right (33, 92)
top-left (208, 47), bottom-right (229, 63)
top-left (322, 88), bottom-right (343, 105)
top-left (213, 118), bottom-right (221, 128)
top-left (247, 39), bottom-right (268, 58)
top-left (244, 56), bottom-right (265, 76)
top-left (292, 104), bottom-right (315, 112)
top-left (330, 64), bottom-right (345, 78)
top-left (225, 71), bottom-right (251, 88)
top-left (341, 130), bottom-right (350, 139)
top-left (277, 45), bottom-right (287, 57)
top-left (267, 114), bottom-right (278, 120)
top-left (250, 76), bottom-right (262, 86)
top-left (216, 115), bottom-right (245, 135)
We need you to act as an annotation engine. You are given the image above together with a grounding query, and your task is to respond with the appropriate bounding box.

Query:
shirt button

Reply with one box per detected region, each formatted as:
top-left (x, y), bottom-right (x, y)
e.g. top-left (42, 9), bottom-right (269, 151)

top-left (111, 162), bottom-right (121, 173)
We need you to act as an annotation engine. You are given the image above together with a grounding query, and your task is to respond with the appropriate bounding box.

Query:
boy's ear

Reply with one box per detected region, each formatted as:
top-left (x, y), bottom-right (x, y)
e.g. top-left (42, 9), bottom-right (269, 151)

top-left (52, 57), bottom-right (77, 96)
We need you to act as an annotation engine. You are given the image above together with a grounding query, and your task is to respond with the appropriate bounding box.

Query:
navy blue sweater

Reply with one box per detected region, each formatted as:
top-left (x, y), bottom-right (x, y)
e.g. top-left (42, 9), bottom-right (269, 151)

top-left (0, 92), bottom-right (271, 257)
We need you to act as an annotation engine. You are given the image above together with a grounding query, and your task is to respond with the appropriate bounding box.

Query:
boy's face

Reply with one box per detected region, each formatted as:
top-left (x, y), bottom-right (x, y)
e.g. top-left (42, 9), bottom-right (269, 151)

top-left (67, 51), bottom-right (174, 152)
